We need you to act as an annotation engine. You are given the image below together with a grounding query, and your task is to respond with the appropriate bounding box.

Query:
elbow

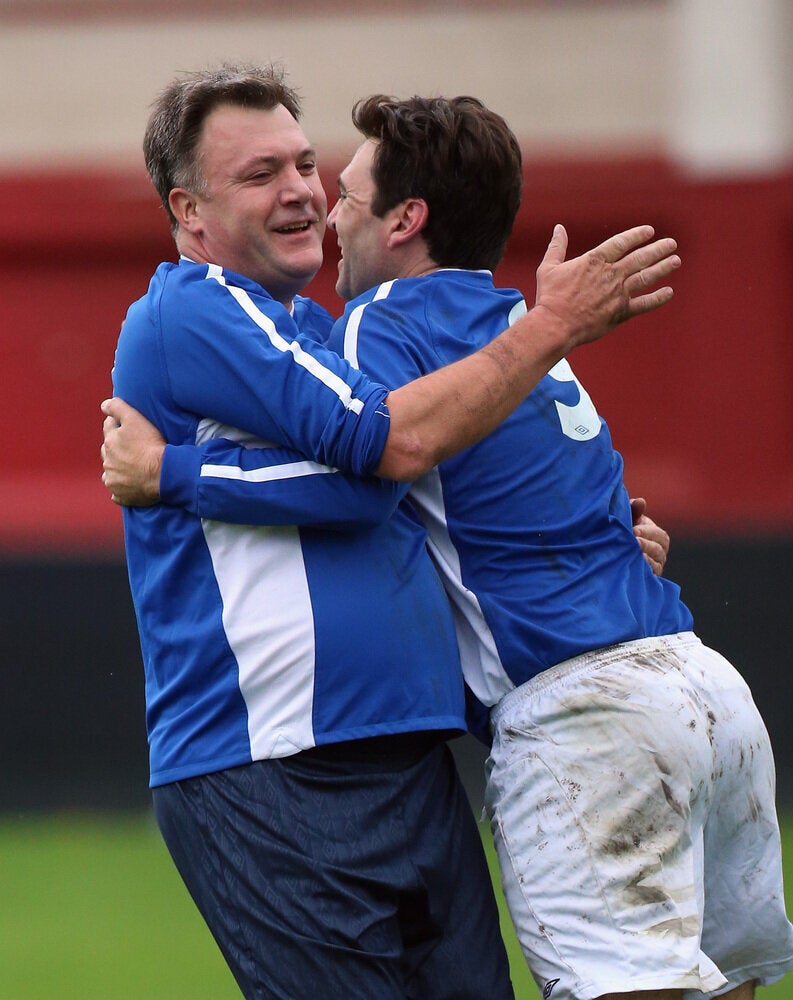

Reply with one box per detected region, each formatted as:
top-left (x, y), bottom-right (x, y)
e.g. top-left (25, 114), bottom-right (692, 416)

top-left (375, 430), bottom-right (435, 482)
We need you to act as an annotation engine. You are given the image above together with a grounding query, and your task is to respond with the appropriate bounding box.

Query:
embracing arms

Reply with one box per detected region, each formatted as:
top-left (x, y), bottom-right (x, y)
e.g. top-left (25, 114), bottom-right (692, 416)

top-left (103, 223), bottom-right (679, 486)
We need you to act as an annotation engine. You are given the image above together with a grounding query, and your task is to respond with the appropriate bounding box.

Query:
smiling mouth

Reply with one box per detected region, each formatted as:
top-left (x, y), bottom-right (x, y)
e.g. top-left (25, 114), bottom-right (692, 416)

top-left (275, 221), bottom-right (312, 234)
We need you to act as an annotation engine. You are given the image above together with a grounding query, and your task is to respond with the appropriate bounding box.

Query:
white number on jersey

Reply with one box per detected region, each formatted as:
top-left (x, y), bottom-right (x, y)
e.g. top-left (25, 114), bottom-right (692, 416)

top-left (548, 359), bottom-right (602, 441)
top-left (507, 299), bottom-right (601, 442)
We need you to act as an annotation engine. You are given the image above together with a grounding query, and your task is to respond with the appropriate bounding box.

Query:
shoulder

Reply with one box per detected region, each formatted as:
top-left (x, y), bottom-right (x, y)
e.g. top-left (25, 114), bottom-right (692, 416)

top-left (376, 270), bottom-right (522, 316)
top-left (168, 261), bottom-right (297, 330)
top-left (171, 259), bottom-right (277, 304)
top-left (343, 279), bottom-right (430, 338)
top-left (292, 295), bottom-right (336, 343)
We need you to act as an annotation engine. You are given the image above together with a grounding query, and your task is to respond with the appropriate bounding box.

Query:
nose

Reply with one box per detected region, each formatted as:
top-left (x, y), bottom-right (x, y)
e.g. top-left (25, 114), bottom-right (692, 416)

top-left (327, 200), bottom-right (339, 230)
top-left (280, 167), bottom-right (314, 205)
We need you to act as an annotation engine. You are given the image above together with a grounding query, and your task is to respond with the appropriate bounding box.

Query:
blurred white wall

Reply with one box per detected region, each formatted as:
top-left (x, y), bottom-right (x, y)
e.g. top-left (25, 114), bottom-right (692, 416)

top-left (669, 0), bottom-right (793, 173)
top-left (1, 0), bottom-right (789, 176)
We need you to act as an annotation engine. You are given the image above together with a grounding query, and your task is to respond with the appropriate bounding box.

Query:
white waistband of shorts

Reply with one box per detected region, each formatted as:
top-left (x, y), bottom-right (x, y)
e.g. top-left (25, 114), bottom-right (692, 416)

top-left (491, 631), bottom-right (699, 731)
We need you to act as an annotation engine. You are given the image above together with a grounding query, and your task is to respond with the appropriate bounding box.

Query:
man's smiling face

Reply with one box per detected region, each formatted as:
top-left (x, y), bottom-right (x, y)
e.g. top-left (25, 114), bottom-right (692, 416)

top-left (327, 139), bottom-right (397, 301)
top-left (184, 102), bottom-right (327, 305)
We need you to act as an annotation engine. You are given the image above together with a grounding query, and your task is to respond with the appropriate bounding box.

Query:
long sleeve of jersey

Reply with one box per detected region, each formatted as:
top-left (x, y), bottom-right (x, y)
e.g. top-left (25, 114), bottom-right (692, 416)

top-left (160, 438), bottom-right (407, 529)
top-left (111, 260), bottom-right (466, 788)
top-left (112, 261), bottom-right (391, 476)
top-left (327, 271), bottom-right (694, 711)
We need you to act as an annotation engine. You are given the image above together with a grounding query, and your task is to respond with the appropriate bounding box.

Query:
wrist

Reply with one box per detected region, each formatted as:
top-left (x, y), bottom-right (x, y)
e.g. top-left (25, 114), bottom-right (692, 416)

top-left (145, 444), bottom-right (165, 501)
top-left (503, 303), bottom-right (572, 366)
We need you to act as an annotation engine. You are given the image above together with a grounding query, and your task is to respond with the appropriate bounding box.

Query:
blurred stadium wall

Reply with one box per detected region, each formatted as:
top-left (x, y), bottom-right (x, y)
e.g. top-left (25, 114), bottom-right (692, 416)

top-left (1, 0), bottom-right (791, 810)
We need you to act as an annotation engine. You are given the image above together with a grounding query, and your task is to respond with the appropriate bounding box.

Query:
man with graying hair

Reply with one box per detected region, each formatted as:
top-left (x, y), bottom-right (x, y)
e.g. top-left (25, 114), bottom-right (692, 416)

top-left (102, 63), bottom-right (681, 998)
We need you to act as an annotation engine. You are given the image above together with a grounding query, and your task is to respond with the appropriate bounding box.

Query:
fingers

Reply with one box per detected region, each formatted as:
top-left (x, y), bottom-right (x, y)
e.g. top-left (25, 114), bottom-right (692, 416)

top-left (634, 531), bottom-right (666, 575)
top-left (100, 451), bottom-right (120, 504)
top-left (619, 237), bottom-right (680, 316)
top-left (594, 225), bottom-right (656, 264)
top-left (624, 284), bottom-right (675, 318)
top-left (622, 238), bottom-right (679, 287)
top-left (633, 515), bottom-right (670, 576)
top-left (102, 414), bottom-right (119, 440)
top-left (100, 396), bottom-right (130, 422)
top-left (593, 230), bottom-right (681, 312)
top-left (538, 224), bottom-right (568, 270)
top-left (629, 497), bottom-right (647, 524)
top-left (644, 549), bottom-right (665, 576)
top-left (619, 238), bottom-right (680, 318)
top-left (625, 251), bottom-right (681, 296)
top-left (623, 236), bottom-right (678, 273)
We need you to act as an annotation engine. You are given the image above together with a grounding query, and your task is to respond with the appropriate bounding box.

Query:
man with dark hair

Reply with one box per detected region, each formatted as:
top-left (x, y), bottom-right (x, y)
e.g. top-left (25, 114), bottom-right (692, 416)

top-left (320, 96), bottom-right (793, 1000)
top-left (351, 94), bottom-right (522, 274)
top-left (103, 64), bottom-right (682, 998)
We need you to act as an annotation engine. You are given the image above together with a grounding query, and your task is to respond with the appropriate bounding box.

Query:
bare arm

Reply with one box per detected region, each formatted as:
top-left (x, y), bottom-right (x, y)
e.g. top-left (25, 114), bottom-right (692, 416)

top-left (378, 224), bottom-right (679, 479)
top-left (102, 224), bottom-right (679, 496)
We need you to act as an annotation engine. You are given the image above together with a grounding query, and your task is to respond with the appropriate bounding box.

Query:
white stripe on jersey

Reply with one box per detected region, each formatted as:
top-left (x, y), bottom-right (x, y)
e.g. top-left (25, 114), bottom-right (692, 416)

top-left (193, 413), bottom-right (322, 754)
top-left (411, 468), bottom-right (515, 707)
top-left (203, 518), bottom-right (317, 758)
top-left (201, 460), bottom-right (337, 484)
top-left (206, 263), bottom-right (364, 414)
top-left (195, 417), bottom-right (339, 484)
top-left (343, 281), bottom-right (396, 370)
top-left (340, 291), bottom-right (514, 707)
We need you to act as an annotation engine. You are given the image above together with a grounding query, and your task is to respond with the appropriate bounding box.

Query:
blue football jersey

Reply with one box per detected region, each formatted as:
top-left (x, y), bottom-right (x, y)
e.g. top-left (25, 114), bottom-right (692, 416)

top-left (328, 270), bottom-right (694, 710)
top-left (113, 258), bottom-right (466, 786)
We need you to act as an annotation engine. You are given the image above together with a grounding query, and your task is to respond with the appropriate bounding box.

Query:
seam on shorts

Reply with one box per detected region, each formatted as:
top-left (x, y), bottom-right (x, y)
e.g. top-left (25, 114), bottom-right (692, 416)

top-left (490, 757), bottom-right (595, 999)
top-left (491, 632), bottom-right (699, 732)
top-left (196, 775), bottom-right (265, 997)
top-left (710, 951), bottom-right (793, 994)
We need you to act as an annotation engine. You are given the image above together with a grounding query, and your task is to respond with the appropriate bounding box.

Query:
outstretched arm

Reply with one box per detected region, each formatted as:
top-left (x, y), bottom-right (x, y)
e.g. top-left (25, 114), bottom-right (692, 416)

top-left (104, 224), bottom-right (679, 488)
top-left (378, 224), bottom-right (679, 479)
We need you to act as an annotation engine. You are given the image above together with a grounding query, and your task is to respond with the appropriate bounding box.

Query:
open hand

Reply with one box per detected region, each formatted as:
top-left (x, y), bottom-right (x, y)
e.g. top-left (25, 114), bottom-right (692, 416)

top-left (534, 224), bottom-right (681, 348)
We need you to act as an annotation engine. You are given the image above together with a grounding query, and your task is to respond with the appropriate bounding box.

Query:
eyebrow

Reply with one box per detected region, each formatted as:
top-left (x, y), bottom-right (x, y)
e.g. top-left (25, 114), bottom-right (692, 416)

top-left (239, 147), bottom-right (318, 173)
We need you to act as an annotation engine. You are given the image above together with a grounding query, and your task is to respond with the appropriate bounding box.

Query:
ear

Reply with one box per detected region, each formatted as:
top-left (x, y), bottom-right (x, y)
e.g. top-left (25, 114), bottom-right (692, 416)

top-left (387, 198), bottom-right (429, 249)
top-left (168, 187), bottom-right (202, 233)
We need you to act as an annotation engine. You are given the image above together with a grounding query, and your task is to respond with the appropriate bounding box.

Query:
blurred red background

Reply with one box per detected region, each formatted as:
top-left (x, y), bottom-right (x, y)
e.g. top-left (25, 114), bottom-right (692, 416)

top-left (2, 156), bottom-right (791, 554)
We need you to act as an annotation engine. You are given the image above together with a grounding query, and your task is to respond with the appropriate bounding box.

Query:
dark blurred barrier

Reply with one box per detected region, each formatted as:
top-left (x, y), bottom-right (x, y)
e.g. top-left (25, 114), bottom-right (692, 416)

top-left (1, 537), bottom-right (790, 813)
top-left (0, 557), bottom-right (150, 812)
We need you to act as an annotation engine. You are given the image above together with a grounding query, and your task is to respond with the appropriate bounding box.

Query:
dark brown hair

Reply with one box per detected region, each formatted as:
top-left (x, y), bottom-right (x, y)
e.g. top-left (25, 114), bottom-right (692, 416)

top-left (351, 94), bottom-right (523, 272)
top-left (143, 63), bottom-right (302, 233)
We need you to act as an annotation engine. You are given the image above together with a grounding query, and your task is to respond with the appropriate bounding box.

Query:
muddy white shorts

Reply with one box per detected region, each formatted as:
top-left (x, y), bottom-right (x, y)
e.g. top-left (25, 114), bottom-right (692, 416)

top-left (485, 632), bottom-right (793, 1000)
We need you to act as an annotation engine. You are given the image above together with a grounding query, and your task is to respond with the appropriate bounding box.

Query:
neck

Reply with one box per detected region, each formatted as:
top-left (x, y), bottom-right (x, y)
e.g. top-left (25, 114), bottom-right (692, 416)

top-left (394, 246), bottom-right (440, 281)
top-left (175, 234), bottom-right (296, 310)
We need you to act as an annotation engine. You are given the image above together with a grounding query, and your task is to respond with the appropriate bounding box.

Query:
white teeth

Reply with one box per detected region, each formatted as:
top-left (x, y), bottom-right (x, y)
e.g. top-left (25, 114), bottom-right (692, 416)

top-left (277, 222), bottom-right (309, 233)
